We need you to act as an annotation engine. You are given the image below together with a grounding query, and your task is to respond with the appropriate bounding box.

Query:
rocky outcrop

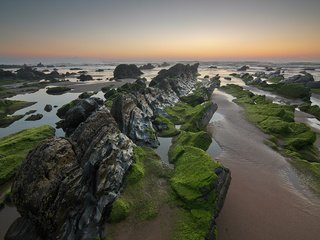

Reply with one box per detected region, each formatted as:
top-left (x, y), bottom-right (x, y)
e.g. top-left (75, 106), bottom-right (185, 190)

top-left (57, 98), bottom-right (103, 136)
top-left (139, 63), bottom-right (155, 70)
top-left (113, 64), bottom-right (143, 79)
top-left (282, 72), bottom-right (314, 84)
top-left (158, 62), bottom-right (170, 67)
top-left (237, 65), bottom-right (249, 71)
top-left (77, 74), bottom-right (93, 81)
top-left (6, 110), bottom-right (135, 240)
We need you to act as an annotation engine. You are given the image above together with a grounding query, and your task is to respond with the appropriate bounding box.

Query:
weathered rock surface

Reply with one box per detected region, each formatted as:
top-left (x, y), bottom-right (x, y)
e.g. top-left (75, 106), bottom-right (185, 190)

top-left (6, 110), bottom-right (134, 240)
top-left (57, 98), bottom-right (103, 136)
top-left (25, 114), bottom-right (43, 121)
top-left (77, 74), bottom-right (93, 81)
top-left (113, 64), bottom-right (143, 79)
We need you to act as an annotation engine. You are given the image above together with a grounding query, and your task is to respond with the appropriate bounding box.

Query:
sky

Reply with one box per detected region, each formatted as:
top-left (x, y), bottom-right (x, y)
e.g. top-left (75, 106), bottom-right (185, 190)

top-left (0, 0), bottom-right (320, 63)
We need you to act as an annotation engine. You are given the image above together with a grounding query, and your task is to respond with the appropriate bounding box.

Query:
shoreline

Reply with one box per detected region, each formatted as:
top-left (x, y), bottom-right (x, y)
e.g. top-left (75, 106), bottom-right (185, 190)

top-left (212, 90), bottom-right (320, 240)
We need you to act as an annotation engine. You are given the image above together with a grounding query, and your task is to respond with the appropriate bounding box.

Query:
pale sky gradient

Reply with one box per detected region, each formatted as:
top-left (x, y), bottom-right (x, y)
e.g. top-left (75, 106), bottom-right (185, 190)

top-left (0, 0), bottom-right (320, 62)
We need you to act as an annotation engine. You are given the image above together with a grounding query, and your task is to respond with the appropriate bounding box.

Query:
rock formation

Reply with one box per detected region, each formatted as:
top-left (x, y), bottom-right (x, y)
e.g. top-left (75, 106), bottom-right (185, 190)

top-left (113, 64), bottom-right (143, 79)
top-left (6, 110), bottom-right (134, 240)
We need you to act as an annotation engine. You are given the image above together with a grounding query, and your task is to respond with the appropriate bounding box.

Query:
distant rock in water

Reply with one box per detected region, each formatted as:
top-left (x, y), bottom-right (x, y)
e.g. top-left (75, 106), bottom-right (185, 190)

top-left (139, 63), bottom-right (155, 70)
top-left (209, 65), bottom-right (217, 69)
top-left (237, 65), bottom-right (249, 71)
top-left (25, 114), bottom-right (43, 121)
top-left (7, 110), bottom-right (134, 240)
top-left (113, 64), bottom-right (143, 79)
top-left (77, 74), bottom-right (93, 81)
top-left (95, 69), bottom-right (104, 72)
top-left (25, 110), bottom-right (37, 115)
top-left (44, 104), bottom-right (52, 112)
top-left (158, 62), bottom-right (170, 67)
top-left (265, 66), bottom-right (274, 71)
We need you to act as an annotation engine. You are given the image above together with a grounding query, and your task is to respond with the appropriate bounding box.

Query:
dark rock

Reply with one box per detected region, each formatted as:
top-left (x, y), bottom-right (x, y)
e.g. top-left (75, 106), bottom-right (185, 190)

top-left (25, 110), bottom-right (37, 115)
top-left (306, 81), bottom-right (320, 89)
top-left (139, 63), bottom-right (155, 70)
top-left (16, 65), bottom-right (46, 80)
top-left (25, 114), bottom-right (43, 121)
top-left (209, 66), bottom-right (217, 69)
top-left (224, 77), bottom-right (231, 80)
top-left (36, 62), bottom-right (44, 68)
top-left (95, 69), bottom-right (104, 72)
top-left (265, 66), bottom-right (274, 71)
top-left (113, 64), bottom-right (143, 79)
top-left (303, 67), bottom-right (315, 71)
top-left (58, 98), bottom-right (103, 135)
top-left (9, 110), bottom-right (134, 239)
top-left (78, 71), bottom-right (87, 74)
top-left (77, 74), bottom-right (93, 81)
top-left (150, 63), bottom-right (199, 97)
top-left (46, 87), bottom-right (71, 95)
top-left (0, 69), bottom-right (16, 79)
top-left (78, 92), bottom-right (95, 99)
top-left (70, 68), bottom-right (82, 71)
top-left (283, 73), bottom-right (314, 84)
top-left (158, 62), bottom-right (170, 67)
top-left (53, 105), bottom-right (58, 108)
top-left (204, 75), bottom-right (210, 78)
top-left (254, 71), bottom-right (266, 78)
top-left (44, 104), bottom-right (52, 112)
top-left (237, 65), bottom-right (249, 71)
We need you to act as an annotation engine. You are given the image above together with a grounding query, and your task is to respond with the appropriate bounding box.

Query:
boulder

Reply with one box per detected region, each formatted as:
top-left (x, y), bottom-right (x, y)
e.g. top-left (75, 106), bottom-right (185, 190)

top-left (7, 110), bottom-right (134, 239)
top-left (113, 64), bottom-right (143, 79)
top-left (77, 74), bottom-right (93, 81)
top-left (282, 73), bottom-right (314, 84)
top-left (25, 114), bottom-right (43, 121)
top-left (58, 98), bottom-right (103, 136)
top-left (44, 104), bottom-right (52, 112)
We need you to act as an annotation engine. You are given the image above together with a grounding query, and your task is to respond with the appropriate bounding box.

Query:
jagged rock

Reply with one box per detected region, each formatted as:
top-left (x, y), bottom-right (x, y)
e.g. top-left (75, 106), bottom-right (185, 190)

top-left (0, 69), bottom-right (16, 79)
top-left (7, 110), bottom-right (134, 240)
top-left (209, 66), bottom-right (217, 69)
top-left (44, 104), bottom-right (52, 112)
top-left (150, 63), bottom-right (199, 97)
top-left (113, 64), bottom-right (143, 79)
top-left (16, 66), bottom-right (46, 80)
top-left (58, 98), bottom-right (103, 136)
top-left (237, 65), bottom-right (249, 71)
top-left (111, 94), bottom-right (159, 147)
top-left (139, 63), bottom-right (155, 70)
top-left (248, 77), bottom-right (262, 85)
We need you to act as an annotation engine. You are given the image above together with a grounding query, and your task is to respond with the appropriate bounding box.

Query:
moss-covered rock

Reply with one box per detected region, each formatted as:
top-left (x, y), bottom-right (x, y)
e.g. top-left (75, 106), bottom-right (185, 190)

top-left (154, 115), bottom-right (180, 137)
top-left (109, 198), bottom-right (130, 223)
top-left (0, 125), bottom-right (55, 184)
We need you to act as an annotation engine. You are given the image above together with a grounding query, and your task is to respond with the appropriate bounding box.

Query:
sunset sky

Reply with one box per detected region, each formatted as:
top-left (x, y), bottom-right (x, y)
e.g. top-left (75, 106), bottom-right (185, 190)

top-left (1, 0), bottom-right (320, 63)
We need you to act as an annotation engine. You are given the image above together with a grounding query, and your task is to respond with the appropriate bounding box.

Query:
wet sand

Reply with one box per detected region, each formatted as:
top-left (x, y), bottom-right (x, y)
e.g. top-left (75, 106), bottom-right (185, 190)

top-left (212, 90), bottom-right (320, 240)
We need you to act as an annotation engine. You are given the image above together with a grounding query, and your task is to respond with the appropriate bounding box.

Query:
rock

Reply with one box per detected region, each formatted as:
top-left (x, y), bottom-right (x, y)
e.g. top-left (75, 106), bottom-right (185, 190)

top-left (58, 98), bottom-right (103, 135)
top-left (265, 66), bottom-right (274, 71)
top-left (204, 75), bottom-right (210, 78)
top-left (77, 74), bottom-right (93, 81)
top-left (78, 92), bottom-right (95, 99)
top-left (25, 110), bottom-right (37, 115)
top-left (8, 111), bottom-right (135, 239)
top-left (53, 105), bottom-right (58, 108)
top-left (25, 114), bottom-right (43, 121)
top-left (306, 81), bottom-right (320, 89)
top-left (224, 77), bottom-right (231, 80)
top-left (5, 218), bottom-right (42, 240)
top-left (113, 64), bottom-right (143, 79)
top-left (209, 66), bottom-right (217, 69)
top-left (95, 69), bottom-right (104, 72)
top-left (158, 62), bottom-right (170, 67)
top-left (139, 63), bottom-right (155, 70)
top-left (237, 65), bottom-right (249, 71)
top-left (0, 69), bottom-right (16, 79)
top-left (111, 94), bottom-right (159, 147)
top-left (16, 65), bottom-right (46, 80)
top-left (254, 71), bottom-right (266, 78)
top-left (70, 68), bottom-right (82, 71)
top-left (282, 73), bottom-right (314, 84)
top-left (78, 71), bottom-right (88, 74)
top-left (36, 62), bottom-right (44, 68)
top-left (149, 63), bottom-right (199, 97)
top-left (46, 87), bottom-right (71, 95)
top-left (44, 104), bottom-right (52, 112)
top-left (248, 77), bottom-right (262, 85)
top-left (303, 67), bottom-right (315, 71)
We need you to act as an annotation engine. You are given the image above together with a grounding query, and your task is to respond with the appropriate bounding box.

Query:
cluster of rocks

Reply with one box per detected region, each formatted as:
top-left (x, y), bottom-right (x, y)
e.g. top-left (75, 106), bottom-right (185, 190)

top-left (237, 65), bottom-right (249, 71)
top-left (6, 63), bottom-right (221, 240)
top-left (77, 74), bottom-right (93, 81)
top-left (281, 71), bottom-right (319, 88)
